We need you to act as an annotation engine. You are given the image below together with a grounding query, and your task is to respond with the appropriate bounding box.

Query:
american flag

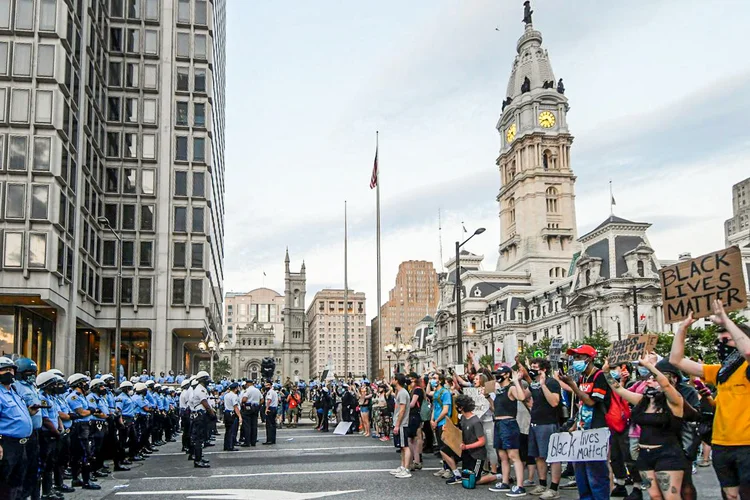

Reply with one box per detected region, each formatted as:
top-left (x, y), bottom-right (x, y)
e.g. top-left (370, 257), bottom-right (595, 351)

top-left (369, 142), bottom-right (378, 189)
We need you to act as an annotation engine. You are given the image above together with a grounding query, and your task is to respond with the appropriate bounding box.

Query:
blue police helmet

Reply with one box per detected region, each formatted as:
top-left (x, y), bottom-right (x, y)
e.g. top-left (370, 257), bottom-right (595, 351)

top-left (15, 357), bottom-right (38, 374)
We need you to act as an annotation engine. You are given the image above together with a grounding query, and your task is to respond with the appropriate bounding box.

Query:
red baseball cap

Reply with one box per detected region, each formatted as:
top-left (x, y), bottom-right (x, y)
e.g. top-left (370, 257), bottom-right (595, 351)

top-left (566, 345), bottom-right (597, 358)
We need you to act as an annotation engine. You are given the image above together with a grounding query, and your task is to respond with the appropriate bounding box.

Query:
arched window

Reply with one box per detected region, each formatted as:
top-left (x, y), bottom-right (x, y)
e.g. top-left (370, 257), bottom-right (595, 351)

top-left (637, 260), bottom-right (645, 277)
top-left (508, 160), bottom-right (516, 180)
top-left (546, 187), bottom-right (558, 213)
top-left (548, 267), bottom-right (567, 283)
top-left (543, 149), bottom-right (551, 170)
top-left (509, 197), bottom-right (516, 224)
top-left (585, 269), bottom-right (591, 286)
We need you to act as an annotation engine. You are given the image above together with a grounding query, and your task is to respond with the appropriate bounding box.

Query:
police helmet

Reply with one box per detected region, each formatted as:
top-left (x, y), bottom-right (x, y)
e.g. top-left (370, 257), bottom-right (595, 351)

top-left (180, 378), bottom-right (191, 388)
top-left (195, 371), bottom-right (210, 382)
top-left (145, 380), bottom-right (155, 387)
top-left (100, 374), bottom-right (114, 383)
top-left (119, 381), bottom-right (134, 390)
top-left (90, 379), bottom-right (105, 389)
top-left (36, 371), bottom-right (61, 389)
top-left (134, 382), bottom-right (148, 393)
top-left (153, 383), bottom-right (162, 390)
top-left (68, 373), bottom-right (89, 388)
top-left (49, 369), bottom-right (64, 378)
top-left (15, 357), bottom-right (38, 374)
top-left (0, 357), bottom-right (17, 372)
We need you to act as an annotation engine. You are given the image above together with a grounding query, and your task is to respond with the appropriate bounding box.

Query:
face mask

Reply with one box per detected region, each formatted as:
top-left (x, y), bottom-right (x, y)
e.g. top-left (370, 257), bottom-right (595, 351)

top-left (644, 387), bottom-right (659, 398)
top-left (572, 360), bottom-right (587, 373)
top-left (430, 380), bottom-right (437, 388)
top-left (637, 367), bottom-right (650, 378)
top-left (23, 373), bottom-right (36, 385)
top-left (610, 370), bottom-right (621, 380)
top-left (716, 337), bottom-right (736, 363)
top-left (0, 372), bottom-right (14, 385)
top-left (528, 369), bottom-right (539, 379)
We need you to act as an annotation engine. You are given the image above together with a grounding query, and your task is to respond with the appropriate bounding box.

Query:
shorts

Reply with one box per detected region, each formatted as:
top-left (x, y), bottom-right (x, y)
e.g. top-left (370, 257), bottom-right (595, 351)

top-left (393, 426), bottom-right (409, 449)
top-left (520, 432), bottom-right (533, 466)
top-left (528, 423), bottom-right (557, 459)
top-left (461, 455), bottom-right (485, 481)
top-left (494, 419), bottom-right (521, 450)
top-left (636, 444), bottom-right (688, 472)
top-left (712, 444), bottom-right (750, 488)
top-left (360, 407), bottom-right (369, 414)
top-left (407, 413), bottom-right (421, 438)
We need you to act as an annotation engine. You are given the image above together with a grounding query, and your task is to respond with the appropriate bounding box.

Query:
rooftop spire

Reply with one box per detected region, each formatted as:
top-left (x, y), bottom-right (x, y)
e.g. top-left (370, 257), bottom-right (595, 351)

top-left (523, 1), bottom-right (533, 26)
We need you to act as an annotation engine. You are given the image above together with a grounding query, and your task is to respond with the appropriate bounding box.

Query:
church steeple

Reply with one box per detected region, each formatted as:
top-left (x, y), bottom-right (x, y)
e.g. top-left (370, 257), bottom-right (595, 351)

top-left (495, 2), bottom-right (579, 286)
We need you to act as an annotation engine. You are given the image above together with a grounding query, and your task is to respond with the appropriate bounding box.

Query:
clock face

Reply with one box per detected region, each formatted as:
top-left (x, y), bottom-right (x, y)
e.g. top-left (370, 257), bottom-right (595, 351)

top-left (539, 111), bottom-right (556, 128)
top-left (506, 123), bottom-right (517, 143)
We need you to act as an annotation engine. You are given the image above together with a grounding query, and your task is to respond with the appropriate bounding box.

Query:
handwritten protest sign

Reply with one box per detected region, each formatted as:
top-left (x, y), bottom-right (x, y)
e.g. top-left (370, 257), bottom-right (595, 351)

top-left (608, 334), bottom-right (658, 365)
top-left (549, 337), bottom-right (564, 364)
top-left (443, 418), bottom-right (463, 456)
top-left (660, 246), bottom-right (748, 323)
top-left (463, 387), bottom-right (490, 418)
top-left (546, 428), bottom-right (611, 463)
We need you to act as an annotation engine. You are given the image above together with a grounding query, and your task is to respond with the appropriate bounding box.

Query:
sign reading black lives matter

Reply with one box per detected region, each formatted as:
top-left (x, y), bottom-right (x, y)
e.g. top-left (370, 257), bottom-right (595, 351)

top-left (546, 428), bottom-right (610, 463)
top-left (660, 246), bottom-right (748, 323)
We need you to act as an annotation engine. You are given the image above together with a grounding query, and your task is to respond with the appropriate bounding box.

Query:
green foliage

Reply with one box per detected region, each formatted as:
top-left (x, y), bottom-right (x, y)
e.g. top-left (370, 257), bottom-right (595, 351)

top-left (577, 328), bottom-right (612, 362)
top-left (213, 358), bottom-right (232, 379)
top-left (652, 312), bottom-right (748, 364)
top-left (478, 354), bottom-right (494, 368)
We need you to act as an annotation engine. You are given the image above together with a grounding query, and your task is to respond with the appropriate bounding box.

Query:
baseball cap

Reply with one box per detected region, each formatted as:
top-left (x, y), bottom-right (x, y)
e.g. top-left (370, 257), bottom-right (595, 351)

top-left (494, 366), bottom-right (512, 376)
top-left (566, 345), bottom-right (597, 358)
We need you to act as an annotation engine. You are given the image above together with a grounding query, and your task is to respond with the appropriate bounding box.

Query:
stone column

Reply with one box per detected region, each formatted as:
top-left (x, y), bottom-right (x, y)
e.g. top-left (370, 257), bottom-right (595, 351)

top-left (99, 330), bottom-right (110, 374)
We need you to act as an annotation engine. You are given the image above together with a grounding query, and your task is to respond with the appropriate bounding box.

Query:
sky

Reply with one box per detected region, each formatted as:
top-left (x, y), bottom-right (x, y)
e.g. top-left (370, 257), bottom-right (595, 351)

top-left (224, 1), bottom-right (750, 322)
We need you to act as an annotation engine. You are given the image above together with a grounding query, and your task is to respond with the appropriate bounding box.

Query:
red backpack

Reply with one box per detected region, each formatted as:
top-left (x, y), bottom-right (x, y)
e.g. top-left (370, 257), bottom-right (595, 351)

top-left (593, 371), bottom-right (631, 433)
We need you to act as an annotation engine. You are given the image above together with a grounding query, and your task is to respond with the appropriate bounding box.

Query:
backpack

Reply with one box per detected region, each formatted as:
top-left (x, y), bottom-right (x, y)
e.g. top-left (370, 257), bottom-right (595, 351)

top-left (420, 398), bottom-right (432, 422)
top-left (593, 371), bottom-right (630, 433)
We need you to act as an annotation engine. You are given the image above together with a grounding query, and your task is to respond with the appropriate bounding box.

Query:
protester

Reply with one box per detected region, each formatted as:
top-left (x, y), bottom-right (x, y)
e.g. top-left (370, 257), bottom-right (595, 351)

top-left (430, 373), bottom-right (452, 456)
top-left (407, 372), bottom-right (424, 470)
top-left (389, 373), bottom-right (412, 478)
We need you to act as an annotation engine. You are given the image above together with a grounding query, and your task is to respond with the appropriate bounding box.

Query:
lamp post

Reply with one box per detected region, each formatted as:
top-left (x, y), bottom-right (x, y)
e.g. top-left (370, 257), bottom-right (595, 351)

top-left (385, 352), bottom-right (392, 377)
top-left (455, 227), bottom-right (486, 364)
top-left (604, 285), bottom-right (650, 334)
top-left (198, 337), bottom-right (226, 380)
top-left (98, 216), bottom-right (122, 380)
top-left (610, 316), bottom-right (622, 341)
top-left (384, 326), bottom-right (412, 375)
top-left (485, 300), bottom-right (502, 368)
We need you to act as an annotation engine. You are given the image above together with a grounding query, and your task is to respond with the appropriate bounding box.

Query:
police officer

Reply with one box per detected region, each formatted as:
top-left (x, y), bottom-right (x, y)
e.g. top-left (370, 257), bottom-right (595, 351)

top-left (37, 371), bottom-right (63, 500)
top-left (86, 379), bottom-right (110, 478)
top-left (179, 377), bottom-right (193, 453)
top-left (240, 380), bottom-right (261, 447)
top-left (262, 381), bottom-right (278, 445)
top-left (13, 357), bottom-right (43, 500)
top-left (99, 374), bottom-right (122, 472)
top-left (0, 357), bottom-right (33, 499)
top-left (48, 371), bottom-right (74, 495)
top-left (189, 371), bottom-right (215, 468)
top-left (131, 382), bottom-right (153, 458)
top-left (144, 380), bottom-right (159, 448)
top-left (65, 373), bottom-right (101, 490)
top-left (222, 383), bottom-right (241, 451)
top-left (115, 381), bottom-right (137, 467)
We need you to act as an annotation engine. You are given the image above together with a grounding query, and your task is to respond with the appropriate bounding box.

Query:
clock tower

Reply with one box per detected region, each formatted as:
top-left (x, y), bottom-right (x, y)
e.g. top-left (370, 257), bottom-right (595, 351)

top-left (495, 5), bottom-right (579, 285)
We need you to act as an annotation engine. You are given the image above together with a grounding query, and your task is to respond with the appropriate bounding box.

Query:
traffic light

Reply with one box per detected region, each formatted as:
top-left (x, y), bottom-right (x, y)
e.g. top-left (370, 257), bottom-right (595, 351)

top-left (261, 357), bottom-right (275, 380)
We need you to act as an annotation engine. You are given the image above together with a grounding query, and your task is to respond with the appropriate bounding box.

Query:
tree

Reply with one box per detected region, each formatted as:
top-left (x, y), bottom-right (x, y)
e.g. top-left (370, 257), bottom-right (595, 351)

top-left (478, 354), bottom-right (494, 368)
top-left (652, 311), bottom-right (748, 364)
top-left (577, 328), bottom-right (612, 363)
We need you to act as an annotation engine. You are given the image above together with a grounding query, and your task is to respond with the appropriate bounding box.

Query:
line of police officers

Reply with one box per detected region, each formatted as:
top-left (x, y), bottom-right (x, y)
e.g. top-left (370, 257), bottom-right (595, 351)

top-left (0, 356), bottom-right (182, 500)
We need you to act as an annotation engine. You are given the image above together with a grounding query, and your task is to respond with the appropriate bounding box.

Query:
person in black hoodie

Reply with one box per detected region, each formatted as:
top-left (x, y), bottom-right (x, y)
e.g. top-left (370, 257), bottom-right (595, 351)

top-left (342, 384), bottom-right (357, 434)
top-left (320, 387), bottom-right (332, 432)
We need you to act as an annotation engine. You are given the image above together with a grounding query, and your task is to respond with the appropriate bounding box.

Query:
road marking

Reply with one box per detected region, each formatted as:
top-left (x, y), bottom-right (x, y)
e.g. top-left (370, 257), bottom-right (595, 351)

top-left (115, 488), bottom-right (364, 499)
top-left (160, 444), bottom-right (391, 457)
top-left (140, 467), bottom-right (440, 481)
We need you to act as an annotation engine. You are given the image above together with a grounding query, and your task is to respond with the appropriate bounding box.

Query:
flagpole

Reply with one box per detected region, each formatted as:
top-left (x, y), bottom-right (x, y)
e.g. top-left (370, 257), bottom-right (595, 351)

top-left (344, 200), bottom-right (349, 380)
top-left (375, 131), bottom-right (382, 380)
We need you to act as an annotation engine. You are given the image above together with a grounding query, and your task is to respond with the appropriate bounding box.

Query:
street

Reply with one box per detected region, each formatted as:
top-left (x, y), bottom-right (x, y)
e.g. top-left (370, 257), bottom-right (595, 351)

top-left (64, 419), bottom-right (724, 500)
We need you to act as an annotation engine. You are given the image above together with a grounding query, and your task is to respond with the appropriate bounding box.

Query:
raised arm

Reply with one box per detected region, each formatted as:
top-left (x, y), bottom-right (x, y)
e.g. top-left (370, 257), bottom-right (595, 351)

top-left (602, 359), bottom-right (644, 406)
top-left (710, 299), bottom-right (750, 361)
top-left (669, 312), bottom-right (704, 378)
top-left (639, 354), bottom-right (683, 416)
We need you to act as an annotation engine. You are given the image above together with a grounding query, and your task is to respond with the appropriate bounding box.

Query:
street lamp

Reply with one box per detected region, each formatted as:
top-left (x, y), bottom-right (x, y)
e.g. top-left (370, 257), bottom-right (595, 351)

top-left (384, 346), bottom-right (393, 377)
top-left (604, 285), bottom-right (651, 334)
top-left (198, 337), bottom-right (226, 380)
top-left (385, 327), bottom-right (412, 375)
top-left (610, 316), bottom-right (622, 341)
top-left (485, 300), bottom-right (502, 368)
top-left (98, 216), bottom-right (122, 381)
top-left (456, 227), bottom-right (486, 363)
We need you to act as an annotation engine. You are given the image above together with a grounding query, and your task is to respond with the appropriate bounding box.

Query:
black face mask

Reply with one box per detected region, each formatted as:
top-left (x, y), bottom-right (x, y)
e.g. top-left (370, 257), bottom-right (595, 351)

top-left (528, 369), bottom-right (539, 379)
top-left (0, 372), bottom-right (14, 385)
top-left (717, 337), bottom-right (736, 363)
top-left (644, 387), bottom-right (659, 399)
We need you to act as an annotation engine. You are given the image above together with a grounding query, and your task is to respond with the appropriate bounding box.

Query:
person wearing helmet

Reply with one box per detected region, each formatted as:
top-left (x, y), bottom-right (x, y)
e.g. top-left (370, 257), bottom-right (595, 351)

top-left (37, 371), bottom-right (63, 499)
top-left (179, 377), bottom-right (193, 453)
top-left (132, 382), bottom-right (154, 458)
top-left (99, 374), bottom-right (123, 472)
top-left (263, 380), bottom-right (279, 445)
top-left (222, 383), bottom-right (241, 451)
top-left (115, 381), bottom-right (138, 465)
top-left (65, 373), bottom-right (100, 490)
top-left (12, 357), bottom-right (44, 499)
top-left (86, 379), bottom-right (111, 478)
top-left (0, 356), bottom-right (33, 499)
top-left (50, 374), bottom-right (74, 495)
top-left (188, 371), bottom-right (215, 467)
top-left (151, 383), bottom-right (165, 447)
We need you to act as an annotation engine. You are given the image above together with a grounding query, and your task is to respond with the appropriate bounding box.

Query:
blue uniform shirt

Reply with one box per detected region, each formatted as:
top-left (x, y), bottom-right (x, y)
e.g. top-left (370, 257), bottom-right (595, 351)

top-left (0, 385), bottom-right (33, 438)
top-left (146, 391), bottom-right (156, 407)
top-left (13, 381), bottom-right (43, 430)
top-left (166, 375), bottom-right (174, 383)
top-left (66, 391), bottom-right (92, 422)
top-left (40, 392), bottom-right (59, 428)
top-left (106, 392), bottom-right (117, 413)
top-left (55, 394), bottom-right (73, 429)
top-left (116, 393), bottom-right (136, 417)
top-left (175, 375), bottom-right (185, 384)
top-left (131, 394), bottom-right (149, 415)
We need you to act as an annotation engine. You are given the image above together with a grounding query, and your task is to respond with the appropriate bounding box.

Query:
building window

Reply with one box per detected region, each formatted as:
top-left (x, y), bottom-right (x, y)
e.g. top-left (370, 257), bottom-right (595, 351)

top-left (143, 99), bottom-right (157, 124)
top-left (138, 277), bottom-right (152, 305)
top-left (193, 137), bottom-right (205, 162)
top-left (3, 232), bottom-right (22, 267)
top-left (125, 63), bottom-right (139, 88)
top-left (28, 233), bottom-right (46, 267)
top-left (108, 61), bottom-right (122, 87)
top-left (127, 0), bottom-right (140, 19)
top-left (585, 269), bottom-right (591, 286)
top-left (30, 184), bottom-right (49, 220)
top-left (123, 168), bottom-right (137, 193)
top-left (104, 203), bottom-right (118, 227)
top-left (194, 34), bottom-right (207, 59)
top-left (140, 204), bottom-right (154, 231)
top-left (35, 91), bottom-right (53, 123)
top-left (141, 169), bottom-right (155, 194)
top-left (107, 132), bottom-right (120, 157)
top-left (176, 101), bottom-right (188, 126)
top-left (126, 28), bottom-right (140, 53)
top-left (122, 277), bottom-right (133, 304)
top-left (191, 206), bottom-right (204, 233)
top-left (108, 97), bottom-right (121, 121)
top-left (172, 278), bottom-right (185, 305)
top-left (110, 27), bottom-right (123, 52)
top-left (102, 277), bottom-right (115, 303)
top-left (33, 137), bottom-right (51, 171)
top-left (176, 66), bottom-right (189, 91)
top-left (195, 0), bottom-right (207, 25)
top-left (546, 187), bottom-right (559, 213)
top-left (191, 242), bottom-right (203, 268)
top-left (103, 240), bottom-right (116, 267)
top-left (0, 41), bottom-right (7, 74)
top-left (175, 136), bottom-right (188, 161)
top-left (174, 206), bottom-right (187, 232)
top-left (12, 43), bottom-right (31, 76)
top-left (192, 172), bottom-right (204, 197)
top-left (194, 69), bottom-right (206, 92)
top-left (37, 45), bottom-right (55, 77)
top-left (637, 260), bottom-right (645, 277)
top-left (122, 204), bottom-right (136, 230)
top-left (5, 183), bottom-right (25, 218)
top-left (143, 64), bottom-right (157, 88)
top-left (194, 103), bottom-right (205, 127)
top-left (175, 171), bottom-right (188, 196)
top-left (144, 29), bottom-right (158, 54)
top-left (508, 197), bottom-right (516, 224)
top-left (121, 241), bottom-right (134, 267)
top-left (173, 242), bottom-right (186, 267)
top-left (142, 134), bottom-right (155, 159)
top-left (145, 0), bottom-right (158, 20)
top-left (190, 279), bottom-right (203, 305)
top-left (8, 136), bottom-right (28, 170)
top-left (14, 0), bottom-right (33, 30)
top-left (177, 0), bottom-right (189, 23)
top-left (10, 89), bottom-right (30, 122)
top-left (176, 32), bottom-right (189, 57)
top-left (39, 0), bottom-right (57, 31)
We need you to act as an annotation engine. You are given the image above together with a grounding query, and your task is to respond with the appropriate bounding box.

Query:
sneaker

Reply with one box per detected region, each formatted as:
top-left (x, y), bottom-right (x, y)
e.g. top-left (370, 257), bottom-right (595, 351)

top-left (522, 480), bottom-right (536, 488)
top-left (540, 490), bottom-right (561, 499)
top-left (529, 485), bottom-right (547, 496)
top-left (506, 486), bottom-right (528, 498)
top-left (691, 464), bottom-right (698, 475)
top-left (611, 484), bottom-right (628, 497)
top-left (441, 470), bottom-right (454, 479)
top-left (446, 475), bottom-right (462, 485)
top-left (489, 482), bottom-right (512, 492)
top-left (560, 480), bottom-right (577, 490)
top-left (389, 466), bottom-right (404, 475)
top-left (433, 469), bottom-right (446, 477)
top-left (414, 462), bottom-right (423, 470)
top-left (395, 470), bottom-right (412, 479)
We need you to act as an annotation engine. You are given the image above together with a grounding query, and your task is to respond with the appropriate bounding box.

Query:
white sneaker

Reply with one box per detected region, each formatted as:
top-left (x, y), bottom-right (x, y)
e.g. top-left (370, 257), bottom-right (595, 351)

top-left (395, 470), bottom-right (412, 478)
top-left (433, 469), bottom-right (445, 477)
top-left (529, 485), bottom-right (547, 496)
top-left (539, 490), bottom-right (560, 500)
top-left (389, 466), bottom-right (404, 475)
top-left (441, 469), bottom-right (454, 479)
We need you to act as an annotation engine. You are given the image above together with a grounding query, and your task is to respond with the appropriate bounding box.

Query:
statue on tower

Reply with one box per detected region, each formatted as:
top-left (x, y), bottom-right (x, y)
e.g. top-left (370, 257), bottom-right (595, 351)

top-left (523, 1), bottom-right (533, 25)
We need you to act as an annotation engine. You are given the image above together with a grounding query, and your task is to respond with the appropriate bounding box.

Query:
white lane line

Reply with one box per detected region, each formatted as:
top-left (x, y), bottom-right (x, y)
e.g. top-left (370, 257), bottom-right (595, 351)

top-left (139, 467), bottom-right (441, 481)
top-left (159, 444), bottom-right (392, 457)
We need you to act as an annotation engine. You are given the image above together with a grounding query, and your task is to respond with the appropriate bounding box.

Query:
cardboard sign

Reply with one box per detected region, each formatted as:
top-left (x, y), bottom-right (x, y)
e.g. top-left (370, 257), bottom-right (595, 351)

top-left (453, 364), bottom-right (465, 376)
top-left (546, 428), bottom-right (611, 463)
top-left (503, 333), bottom-right (518, 364)
top-left (608, 334), bottom-right (658, 365)
top-left (333, 421), bottom-right (352, 435)
top-left (549, 337), bottom-right (564, 363)
top-left (462, 387), bottom-right (490, 418)
top-left (442, 418), bottom-right (463, 456)
top-left (660, 246), bottom-right (748, 323)
top-left (377, 368), bottom-right (385, 380)
top-left (484, 381), bottom-right (496, 394)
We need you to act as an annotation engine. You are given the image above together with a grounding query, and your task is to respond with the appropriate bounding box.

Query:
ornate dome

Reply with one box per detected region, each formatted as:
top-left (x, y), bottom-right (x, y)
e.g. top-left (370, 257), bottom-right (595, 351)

top-left (505, 24), bottom-right (556, 100)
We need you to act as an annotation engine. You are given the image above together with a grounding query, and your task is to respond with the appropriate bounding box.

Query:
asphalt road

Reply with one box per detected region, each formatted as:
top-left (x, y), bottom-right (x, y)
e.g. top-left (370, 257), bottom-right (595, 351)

top-left (65, 419), bottom-right (724, 500)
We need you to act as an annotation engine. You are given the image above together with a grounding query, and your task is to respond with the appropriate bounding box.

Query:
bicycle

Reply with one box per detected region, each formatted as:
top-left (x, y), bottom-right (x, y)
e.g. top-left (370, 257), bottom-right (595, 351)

top-left (308, 407), bottom-right (337, 425)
